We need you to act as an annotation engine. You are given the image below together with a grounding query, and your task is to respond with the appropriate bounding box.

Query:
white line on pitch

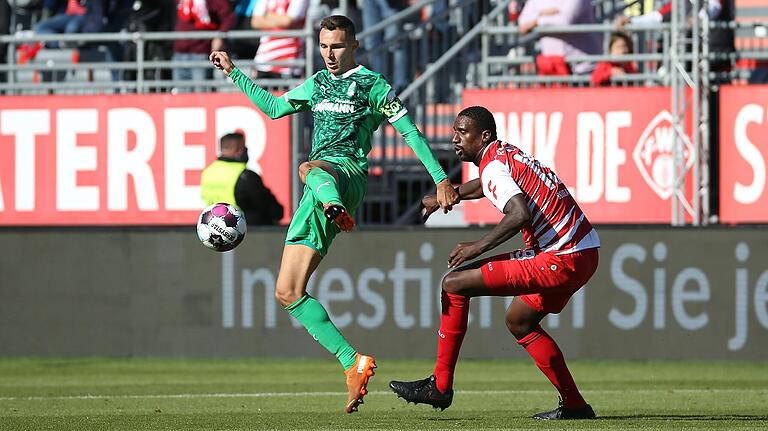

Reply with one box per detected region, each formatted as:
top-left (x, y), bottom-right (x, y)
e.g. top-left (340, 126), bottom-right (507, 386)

top-left (0, 388), bottom-right (765, 402)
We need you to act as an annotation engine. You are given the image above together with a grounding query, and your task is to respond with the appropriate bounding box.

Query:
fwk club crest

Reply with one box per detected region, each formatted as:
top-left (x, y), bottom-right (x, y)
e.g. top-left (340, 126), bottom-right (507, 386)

top-left (633, 110), bottom-right (695, 200)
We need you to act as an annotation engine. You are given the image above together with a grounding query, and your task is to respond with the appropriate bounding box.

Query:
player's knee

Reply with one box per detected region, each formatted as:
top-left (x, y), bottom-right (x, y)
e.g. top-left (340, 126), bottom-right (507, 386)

top-left (442, 272), bottom-right (467, 295)
top-left (505, 315), bottom-right (535, 340)
top-left (298, 162), bottom-right (313, 183)
top-left (275, 288), bottom-right (301, 308)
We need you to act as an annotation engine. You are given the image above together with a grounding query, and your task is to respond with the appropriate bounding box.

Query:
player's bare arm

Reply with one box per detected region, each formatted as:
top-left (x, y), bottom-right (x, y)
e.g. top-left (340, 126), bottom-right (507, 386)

top-left (455, 178), bottom-right (484, 200)
top-left (210, 51), bottom-right (235, 75)
top-left (421, 195), bottom-right (441, 223)
top-left (422, 178), bottom-right (484, 223)
top-left (447, 194), bottom-right (530, 268)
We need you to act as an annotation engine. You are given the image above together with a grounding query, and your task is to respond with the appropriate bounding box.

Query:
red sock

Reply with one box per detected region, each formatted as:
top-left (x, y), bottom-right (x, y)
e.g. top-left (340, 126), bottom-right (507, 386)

top-left (517, 325), bottom-right (587, 409)
top-left (433, 291), bottom-right (469, 393)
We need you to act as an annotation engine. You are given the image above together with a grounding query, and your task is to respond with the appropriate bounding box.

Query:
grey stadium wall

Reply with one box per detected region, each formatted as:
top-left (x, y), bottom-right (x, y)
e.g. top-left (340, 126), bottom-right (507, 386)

top-left (1, 227), bottom-right (767, 360)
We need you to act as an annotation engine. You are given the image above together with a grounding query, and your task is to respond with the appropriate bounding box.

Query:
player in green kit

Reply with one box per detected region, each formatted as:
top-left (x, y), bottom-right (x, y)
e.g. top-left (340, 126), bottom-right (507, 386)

top-left (210, 15), bottom-right (459, 413)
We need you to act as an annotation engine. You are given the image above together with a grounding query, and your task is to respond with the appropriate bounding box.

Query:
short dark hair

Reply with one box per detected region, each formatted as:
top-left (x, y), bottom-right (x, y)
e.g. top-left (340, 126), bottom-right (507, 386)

top-left (220, 132), bottom-right (245, 150)
top-left (457, 106), bottom-right (497, 140)
top-left (609, 31), bottom-right (633, 53)
top-left (320, 15), bottom-right (356, 40)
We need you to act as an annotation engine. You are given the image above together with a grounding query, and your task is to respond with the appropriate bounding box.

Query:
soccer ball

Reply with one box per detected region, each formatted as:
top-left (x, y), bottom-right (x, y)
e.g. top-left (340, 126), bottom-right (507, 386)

top-left (196, 203), bottom-right (247, 252)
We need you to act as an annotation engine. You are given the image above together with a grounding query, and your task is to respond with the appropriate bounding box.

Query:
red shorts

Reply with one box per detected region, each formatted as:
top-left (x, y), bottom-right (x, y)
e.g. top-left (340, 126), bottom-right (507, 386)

top-left (479, 248), bottom-right (599, 314)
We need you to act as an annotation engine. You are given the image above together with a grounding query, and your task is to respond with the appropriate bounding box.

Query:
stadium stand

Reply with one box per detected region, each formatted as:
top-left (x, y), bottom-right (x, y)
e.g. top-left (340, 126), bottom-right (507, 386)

top-left (0, 0), bottom-right (764, 224)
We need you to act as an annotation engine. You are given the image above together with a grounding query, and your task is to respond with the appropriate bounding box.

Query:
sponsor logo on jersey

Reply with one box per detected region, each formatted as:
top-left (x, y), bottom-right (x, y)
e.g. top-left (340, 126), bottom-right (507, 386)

top-left (633, 110), bottom-right (695, 199)
top-left (314, 99), bottom-right (357, 114)
top-left (496, 143), bottom-right (514, 156)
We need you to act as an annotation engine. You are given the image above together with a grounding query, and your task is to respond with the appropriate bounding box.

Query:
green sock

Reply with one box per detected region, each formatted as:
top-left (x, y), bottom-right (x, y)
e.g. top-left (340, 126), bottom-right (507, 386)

top-left (286, 294), bottom-right (358, 370)
top-left (305, 168), bottom-right (343, 207)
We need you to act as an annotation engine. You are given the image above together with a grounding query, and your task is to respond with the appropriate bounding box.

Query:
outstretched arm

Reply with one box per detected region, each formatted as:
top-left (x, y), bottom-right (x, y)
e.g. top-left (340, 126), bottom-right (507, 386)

top-left (368, 75), bottom-right (458, 209)
top-left (447, 194), bottom-right (531, 268)
top-left (391, 114), bottom-right (459, 209)
top-left (210, 51), bottom-right (305, 119)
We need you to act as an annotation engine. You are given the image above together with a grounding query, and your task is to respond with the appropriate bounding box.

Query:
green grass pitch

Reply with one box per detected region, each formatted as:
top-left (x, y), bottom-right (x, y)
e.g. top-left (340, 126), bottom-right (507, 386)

top-left (1, 358), bottom-right (767, 430)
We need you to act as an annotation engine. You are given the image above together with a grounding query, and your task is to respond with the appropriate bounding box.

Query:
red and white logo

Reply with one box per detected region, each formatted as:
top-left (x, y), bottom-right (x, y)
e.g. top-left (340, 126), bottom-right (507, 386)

top-left (632, 110), bottom-right (694, 200)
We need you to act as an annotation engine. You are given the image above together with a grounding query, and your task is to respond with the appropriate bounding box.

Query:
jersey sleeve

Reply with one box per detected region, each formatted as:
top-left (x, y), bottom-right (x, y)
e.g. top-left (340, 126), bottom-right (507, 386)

top-left (284, 72), bottom-right (316, 103)
top-left (229, 67), bottom-right (309, 119)
top-left (481, 159), bottom-right (523, 212)
top-left (369, 76), bottom-right (408, 123)
top-left (391, 113), bottom-right (447, 185)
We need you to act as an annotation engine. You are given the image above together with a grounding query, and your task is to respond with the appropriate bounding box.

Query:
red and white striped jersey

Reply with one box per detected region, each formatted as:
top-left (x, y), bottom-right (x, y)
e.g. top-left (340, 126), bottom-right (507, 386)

top-left (253, 0), bottom-right (309, 75)
top-left (478, 140), bottom-right (600, 254)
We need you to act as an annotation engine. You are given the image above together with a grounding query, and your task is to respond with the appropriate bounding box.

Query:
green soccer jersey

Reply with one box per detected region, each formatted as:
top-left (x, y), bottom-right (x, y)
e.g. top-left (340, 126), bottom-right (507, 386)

top-left (284, 65), bottom-right (404, 165)
top-left (229, 65), bottom-right (447, 184)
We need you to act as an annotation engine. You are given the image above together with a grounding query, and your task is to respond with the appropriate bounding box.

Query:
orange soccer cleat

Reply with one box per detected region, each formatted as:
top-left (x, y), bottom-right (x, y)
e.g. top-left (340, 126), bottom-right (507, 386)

top-left (343, 353), bottom-right (376, 413)
top-left (323, 203), bottom-right (355, 232)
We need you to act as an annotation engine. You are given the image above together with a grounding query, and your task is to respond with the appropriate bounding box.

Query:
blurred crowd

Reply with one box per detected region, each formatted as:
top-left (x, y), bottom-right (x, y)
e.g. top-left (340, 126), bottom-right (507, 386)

top-left (0, 0), bottom-right (764, 89)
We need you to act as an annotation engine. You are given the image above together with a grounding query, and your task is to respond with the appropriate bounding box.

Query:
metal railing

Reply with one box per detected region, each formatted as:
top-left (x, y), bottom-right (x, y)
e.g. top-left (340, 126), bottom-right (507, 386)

top-left (480, 22), bottom-right (672, 87)
top-left (1, 28), bottom-right (313, 94)
top-left (1, 6), bottom-right (765, 225)
top-left (478, 20), bottom-right (768, 88)
top-left (4, 12), bottom-right (759, 94)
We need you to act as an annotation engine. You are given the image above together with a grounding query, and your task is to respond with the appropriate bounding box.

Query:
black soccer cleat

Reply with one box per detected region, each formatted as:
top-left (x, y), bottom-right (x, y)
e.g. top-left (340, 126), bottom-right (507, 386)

top-left (531, 398), bottom-right (596, 420)
top-left (323, 203), bottom-right (355, 232)
top-left (389, 375), bottom-right (453, 411)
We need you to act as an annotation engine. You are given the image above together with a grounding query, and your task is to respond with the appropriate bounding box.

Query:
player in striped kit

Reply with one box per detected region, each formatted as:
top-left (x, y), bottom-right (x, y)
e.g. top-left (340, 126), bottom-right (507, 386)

top-left (390, 106), bottom-right (600, 420)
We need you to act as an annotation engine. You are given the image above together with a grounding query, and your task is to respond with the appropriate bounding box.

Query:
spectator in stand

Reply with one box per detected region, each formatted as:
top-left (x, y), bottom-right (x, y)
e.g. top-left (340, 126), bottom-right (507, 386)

top-left (33, 0), bottom-right (88, 47)
top-left (518, 0), bottom-right (601, 76)
top-left (18, 0), bottom-right (114, 81)
top-left (124, 0), bottom-right (176, 85)
top-left (227, 0), bottom-right (261, 60)
top-left (361, 0), bottom-right (407, 93)
top-left (616, 0), bottom-right (734, 80)
top-left (250, 0), bottom-right (310, 78)
top-left (173, 0), bottom-right (235, 92)
top-left (200, 132), bottom-right (284, 225)
top-left (615, 0), bottom-right (724, 30)
top-left (81, 0), bottom-right (132, 81)
top-left (591, 31), bottom-right (638, 86)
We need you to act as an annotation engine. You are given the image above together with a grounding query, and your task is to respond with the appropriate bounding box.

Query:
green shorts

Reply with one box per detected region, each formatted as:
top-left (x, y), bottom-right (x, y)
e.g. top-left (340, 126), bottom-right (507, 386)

top-left (285, 158), bottom-right (367, 256)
